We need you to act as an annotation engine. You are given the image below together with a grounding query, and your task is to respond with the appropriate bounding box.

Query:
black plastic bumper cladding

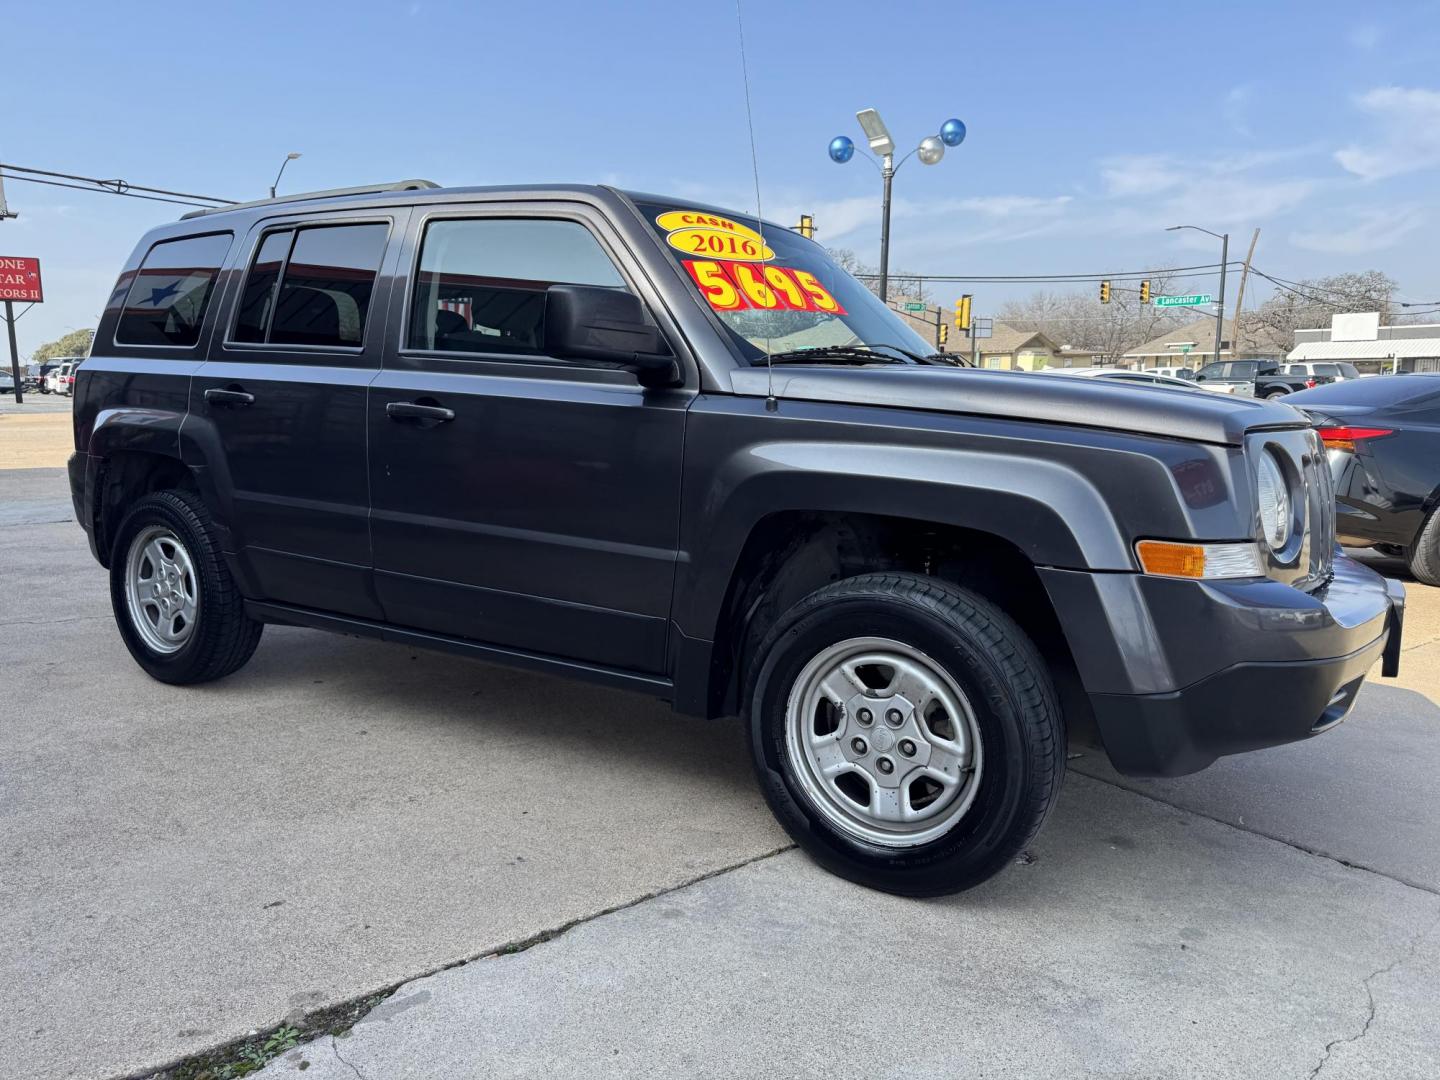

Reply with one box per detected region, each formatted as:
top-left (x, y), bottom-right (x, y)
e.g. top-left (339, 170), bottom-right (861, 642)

top-left (1091, 633), bottom-right (1388, 777)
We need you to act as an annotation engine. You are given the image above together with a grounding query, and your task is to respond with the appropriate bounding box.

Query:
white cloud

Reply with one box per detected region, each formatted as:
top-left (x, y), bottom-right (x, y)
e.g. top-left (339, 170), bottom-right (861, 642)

top-left (1099, 155), bottom-right (1184, 197)
top-left (956, 195), bottom-right (1072, 217)
top-left (1291, 206), bottom-right (1427, 254)
top-left (1335, 86), bottom-right (1440, 180)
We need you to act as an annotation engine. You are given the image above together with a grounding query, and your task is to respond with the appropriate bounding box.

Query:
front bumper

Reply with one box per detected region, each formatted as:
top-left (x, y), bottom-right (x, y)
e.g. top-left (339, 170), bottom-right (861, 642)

top-left (1041, 555), bottom-right (1404, 777)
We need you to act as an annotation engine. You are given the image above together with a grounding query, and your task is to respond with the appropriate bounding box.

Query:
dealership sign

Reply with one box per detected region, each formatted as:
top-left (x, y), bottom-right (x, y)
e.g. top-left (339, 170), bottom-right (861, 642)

top-left (0, 256), bottom-right (43, 303)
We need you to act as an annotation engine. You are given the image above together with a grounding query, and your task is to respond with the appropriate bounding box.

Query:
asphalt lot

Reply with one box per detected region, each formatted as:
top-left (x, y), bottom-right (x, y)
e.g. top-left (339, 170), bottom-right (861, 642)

top-left (3, 464), bottom-right (1438, 1080)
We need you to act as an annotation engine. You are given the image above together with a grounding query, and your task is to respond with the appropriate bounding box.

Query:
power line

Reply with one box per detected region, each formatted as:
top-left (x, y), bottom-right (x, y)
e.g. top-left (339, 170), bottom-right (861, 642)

top-left (0, 162), bottom-right (235, 211)
top-left (853, 261), bottom-right (1241, 284)
top-left (0, 174), bottom-right (221, 210)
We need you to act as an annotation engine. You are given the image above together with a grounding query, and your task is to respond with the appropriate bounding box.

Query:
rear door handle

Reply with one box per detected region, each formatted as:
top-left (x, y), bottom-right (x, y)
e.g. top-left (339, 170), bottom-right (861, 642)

top-left (204, 388), bottom-right (255, 408)
top-left (386, 401), bottom-right (455, 423)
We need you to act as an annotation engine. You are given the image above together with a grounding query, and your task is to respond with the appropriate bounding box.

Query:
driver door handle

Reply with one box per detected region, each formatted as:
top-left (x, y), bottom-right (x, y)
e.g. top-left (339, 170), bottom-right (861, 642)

top-left (386, 401), bottom-right (455, 423)
top-left (204, 388), bottom-right (255, 408)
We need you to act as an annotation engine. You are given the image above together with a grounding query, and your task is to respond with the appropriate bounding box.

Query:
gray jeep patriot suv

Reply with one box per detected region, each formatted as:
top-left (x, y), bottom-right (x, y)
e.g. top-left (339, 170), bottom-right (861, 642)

top-left (69, 181), bottom-right (1405, 895)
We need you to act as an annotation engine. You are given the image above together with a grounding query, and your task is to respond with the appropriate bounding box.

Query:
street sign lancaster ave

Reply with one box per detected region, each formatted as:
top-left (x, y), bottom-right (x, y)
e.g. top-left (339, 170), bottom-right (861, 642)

top-left (0, 256), bottom-right (43, 302)
top-left (1154, 293), bottom-right (1211, 308)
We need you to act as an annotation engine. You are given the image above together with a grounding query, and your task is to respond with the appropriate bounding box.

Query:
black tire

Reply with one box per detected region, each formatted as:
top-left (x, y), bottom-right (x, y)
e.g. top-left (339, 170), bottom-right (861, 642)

top-left (109, 490), bottom-right (263, 684)
top-left (1264, 388), bottom-right (1290, 398)
top-left (1408, 509), bottom-right (1440, 587)
top-left (745, 572), bottom-right (1064, 897)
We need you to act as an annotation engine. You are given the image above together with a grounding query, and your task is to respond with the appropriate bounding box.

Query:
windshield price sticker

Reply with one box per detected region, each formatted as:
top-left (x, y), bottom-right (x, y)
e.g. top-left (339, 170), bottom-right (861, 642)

top-left (684, 260), bottom-right (846, 315)
top-left (658, 210), bottom-right (775, 262)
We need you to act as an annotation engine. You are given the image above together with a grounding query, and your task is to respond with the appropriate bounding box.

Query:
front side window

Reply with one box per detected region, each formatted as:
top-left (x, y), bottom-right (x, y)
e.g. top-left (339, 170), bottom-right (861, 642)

top-left (1197, 363), bottom-right (1224, 379)
top-left (230, 223), bottom-right (388, 349)
top-left (116, 232), bottom-right (232, 347)
top-left (407, 218), bottom-right (627, 355)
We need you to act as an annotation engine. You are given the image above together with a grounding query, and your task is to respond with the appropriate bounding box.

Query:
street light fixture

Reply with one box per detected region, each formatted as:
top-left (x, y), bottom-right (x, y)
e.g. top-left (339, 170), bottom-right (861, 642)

top-left (269, 152), bottom-right (302, 200)
top-left (1167, 224), bottom-right (1230, 367)
top-left (829, 109), bottom-right (967, 302)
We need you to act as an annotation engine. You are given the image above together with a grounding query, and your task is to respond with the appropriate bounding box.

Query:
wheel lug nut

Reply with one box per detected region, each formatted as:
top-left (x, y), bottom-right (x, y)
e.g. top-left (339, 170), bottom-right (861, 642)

top-left (856, 708), bottom-right (872, 725)
top-left (876, 757), bottom-right (895, 775)
top-left (899, 739), bottom-right (917, 756)
top-left (886, 709), bottom-right (903, 727)
top-left (851, 737), bottom-right (868, 755)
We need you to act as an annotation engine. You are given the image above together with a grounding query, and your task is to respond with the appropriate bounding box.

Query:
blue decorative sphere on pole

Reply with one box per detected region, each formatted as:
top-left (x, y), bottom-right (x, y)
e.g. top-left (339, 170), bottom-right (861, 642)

top-left (828, 135), bottom-right (855, 164)
top-left (940, 118), bottom-right (967, 147)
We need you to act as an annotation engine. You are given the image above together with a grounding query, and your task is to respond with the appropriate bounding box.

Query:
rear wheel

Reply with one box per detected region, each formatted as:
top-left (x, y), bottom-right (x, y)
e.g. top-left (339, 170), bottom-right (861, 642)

top-left (745, 573), bottom-right (1064, 896)
top-left (109, 490), bottom-right (263, 684)
top-left (1409, 510), bottom-right (1440, 587)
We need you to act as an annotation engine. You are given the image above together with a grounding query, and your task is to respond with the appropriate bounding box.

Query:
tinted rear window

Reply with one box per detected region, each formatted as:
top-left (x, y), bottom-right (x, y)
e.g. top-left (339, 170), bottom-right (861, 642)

top-left (115, 233), bottom-right (232, 347)
top-left (1287, 374), bottom-right (1440, 408)
top-left (229, 223), bottom-right (389, 349)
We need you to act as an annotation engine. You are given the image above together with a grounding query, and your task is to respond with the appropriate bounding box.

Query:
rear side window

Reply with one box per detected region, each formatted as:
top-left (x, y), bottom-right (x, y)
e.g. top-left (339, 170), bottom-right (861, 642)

top-left (1315, 364), bottom-right (1341, 377)
top-left (231, 223), bottom-right (388, 349)
top-left (115, 233), bottom-right (232, 347)
top-left (407, 218), bottom-right (626, 356)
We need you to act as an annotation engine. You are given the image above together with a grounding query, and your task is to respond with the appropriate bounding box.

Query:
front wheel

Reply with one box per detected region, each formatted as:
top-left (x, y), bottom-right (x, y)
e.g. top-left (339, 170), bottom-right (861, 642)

top-left (109, 490), bottom-right (263, 684)
top-left (745, 573), bottom-right (1065, 896)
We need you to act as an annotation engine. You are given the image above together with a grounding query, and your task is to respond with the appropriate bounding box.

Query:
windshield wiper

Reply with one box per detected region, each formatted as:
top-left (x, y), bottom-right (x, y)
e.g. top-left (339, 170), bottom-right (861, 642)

top-left (752, 346), bottom-right (909, 367)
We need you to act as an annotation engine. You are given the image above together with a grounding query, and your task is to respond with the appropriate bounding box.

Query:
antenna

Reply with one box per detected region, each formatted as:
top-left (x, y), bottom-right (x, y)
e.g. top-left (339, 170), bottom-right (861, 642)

top-left (734, 0), bottom-right (776, 411)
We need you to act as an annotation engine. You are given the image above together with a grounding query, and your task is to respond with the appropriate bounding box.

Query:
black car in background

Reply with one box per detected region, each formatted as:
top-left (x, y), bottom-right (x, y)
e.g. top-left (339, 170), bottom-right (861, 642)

top-left (1287, 375), bottom-right (1440, 585)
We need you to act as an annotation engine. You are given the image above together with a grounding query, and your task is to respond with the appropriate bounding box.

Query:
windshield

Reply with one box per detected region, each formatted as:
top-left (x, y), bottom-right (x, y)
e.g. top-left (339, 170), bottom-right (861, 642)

top-left (636, 200), bottom-right (934, 363)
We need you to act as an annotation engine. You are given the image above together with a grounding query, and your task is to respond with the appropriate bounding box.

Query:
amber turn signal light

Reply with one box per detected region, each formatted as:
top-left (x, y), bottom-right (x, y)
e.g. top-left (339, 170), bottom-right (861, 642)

top-left (1135, 539), bottom-right (1264, 580)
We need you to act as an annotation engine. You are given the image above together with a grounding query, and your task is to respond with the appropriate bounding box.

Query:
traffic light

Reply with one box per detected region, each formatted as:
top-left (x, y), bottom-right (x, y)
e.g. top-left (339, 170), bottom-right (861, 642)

top-left (955, 294), bottom-right (972, 330)
top-left (1100, 280), bottom-right (1112, 304)
top-left (1139, 280), bottom-right (1151, 305)
top-left (938, 323), bottom-right (949, 347)
top-left (795, 214), bottom-right (814, 239)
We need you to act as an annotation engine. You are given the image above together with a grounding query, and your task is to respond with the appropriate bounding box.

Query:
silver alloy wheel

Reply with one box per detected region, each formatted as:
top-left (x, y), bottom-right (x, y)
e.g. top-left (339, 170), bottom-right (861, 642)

top-left (784, 636), bottom-right (983, 848)
top-left (124, 525), bottom-right (199, 655)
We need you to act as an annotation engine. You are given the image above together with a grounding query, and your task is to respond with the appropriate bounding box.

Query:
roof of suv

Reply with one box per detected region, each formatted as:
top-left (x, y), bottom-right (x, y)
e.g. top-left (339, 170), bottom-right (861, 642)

top-left (177, 180), bottom-right (773, 232)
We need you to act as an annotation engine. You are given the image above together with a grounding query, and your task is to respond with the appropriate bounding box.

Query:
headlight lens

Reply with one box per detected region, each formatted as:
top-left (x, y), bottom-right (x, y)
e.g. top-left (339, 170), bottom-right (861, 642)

top-left (1255, 451), bottom-right (1291, 550)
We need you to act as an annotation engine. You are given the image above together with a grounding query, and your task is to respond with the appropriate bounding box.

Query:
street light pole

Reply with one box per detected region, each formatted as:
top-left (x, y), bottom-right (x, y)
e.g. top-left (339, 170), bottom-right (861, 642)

top-left (830, 112), bottom-right (966, 306)
top-left (878, 154), bottom-right (894, 302)
top-left (1167, 224), bottom-right (1230, 365)
top-left (269, 152), bottom-right (302, 200)
top-left (1214, 231), bottom-right (1229, 366)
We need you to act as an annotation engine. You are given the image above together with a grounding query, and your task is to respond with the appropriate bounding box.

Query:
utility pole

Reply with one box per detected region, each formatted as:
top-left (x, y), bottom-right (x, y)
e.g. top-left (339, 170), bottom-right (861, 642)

top-left (1, 169), bottom-right (20, 403)
top-left (1229, 228), bottom-right (1260, 358)
top-left (4, 302), bottom-right (20, 403)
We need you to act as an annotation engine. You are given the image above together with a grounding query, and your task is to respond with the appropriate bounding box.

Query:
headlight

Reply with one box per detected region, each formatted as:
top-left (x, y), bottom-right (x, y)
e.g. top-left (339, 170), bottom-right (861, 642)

top-left (1255, 450), bottom-right (1291, 550)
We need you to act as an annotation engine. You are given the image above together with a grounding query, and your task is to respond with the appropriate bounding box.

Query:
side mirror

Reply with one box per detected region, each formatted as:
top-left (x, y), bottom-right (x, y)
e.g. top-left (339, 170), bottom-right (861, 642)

top-left (1195, 373), bottom-right (1207, 382)
top-left (545, 285), bottom-right (679, 387)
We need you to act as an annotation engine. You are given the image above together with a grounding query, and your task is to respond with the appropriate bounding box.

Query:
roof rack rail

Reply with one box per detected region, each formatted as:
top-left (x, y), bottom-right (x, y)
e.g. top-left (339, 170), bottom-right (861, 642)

top-left (180, 179), bottom-right (441, 219)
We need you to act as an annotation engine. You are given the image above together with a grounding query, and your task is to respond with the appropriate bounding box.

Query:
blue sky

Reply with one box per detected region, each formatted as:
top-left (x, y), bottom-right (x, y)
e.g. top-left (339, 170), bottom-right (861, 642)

top-left (4, 0), bottom-right (1440, 354)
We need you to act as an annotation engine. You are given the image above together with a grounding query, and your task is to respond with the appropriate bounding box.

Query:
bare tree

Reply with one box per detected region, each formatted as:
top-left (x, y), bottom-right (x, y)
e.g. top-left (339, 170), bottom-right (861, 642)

top-left (996, 271), bottom-right (1189, 362)
top-left (1245, 270), bottom-right (1399, 354)
top-left (827, 247), bottom-right (928, 303)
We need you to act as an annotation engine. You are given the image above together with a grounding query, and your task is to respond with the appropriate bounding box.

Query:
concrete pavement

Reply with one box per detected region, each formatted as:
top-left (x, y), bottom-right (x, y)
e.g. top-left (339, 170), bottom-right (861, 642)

top-left (4, 466), bottom-right (1438, 1079)
top-left (254, 774), bottom-right (1440, 1080)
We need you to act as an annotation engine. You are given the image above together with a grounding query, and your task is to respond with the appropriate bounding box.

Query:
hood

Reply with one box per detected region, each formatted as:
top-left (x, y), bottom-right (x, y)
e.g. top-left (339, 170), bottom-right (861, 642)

top-left (729, 364), bottom-right (1306, 446)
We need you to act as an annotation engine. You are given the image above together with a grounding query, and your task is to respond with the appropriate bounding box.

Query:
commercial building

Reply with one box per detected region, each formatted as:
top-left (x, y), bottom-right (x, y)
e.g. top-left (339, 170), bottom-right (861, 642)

top-left (1289, 313), bottom-right (1440, 374)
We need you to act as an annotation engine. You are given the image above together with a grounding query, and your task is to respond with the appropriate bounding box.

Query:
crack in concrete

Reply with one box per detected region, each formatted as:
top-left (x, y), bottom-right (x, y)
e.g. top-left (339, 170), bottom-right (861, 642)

top-left (125, 843), bottom-right (796, 1080)
top-left (330, 1035), bottom-right (367, 1080)
top-left (1307, 916), bottom-right (1440, 1078)
top-left (1071, 770), bottom-right (1440, 898)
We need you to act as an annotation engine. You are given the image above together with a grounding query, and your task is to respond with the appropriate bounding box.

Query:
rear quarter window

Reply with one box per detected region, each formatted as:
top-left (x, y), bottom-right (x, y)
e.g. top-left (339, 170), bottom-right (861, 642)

top-left (115, 232), bottom-right (232, 347)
